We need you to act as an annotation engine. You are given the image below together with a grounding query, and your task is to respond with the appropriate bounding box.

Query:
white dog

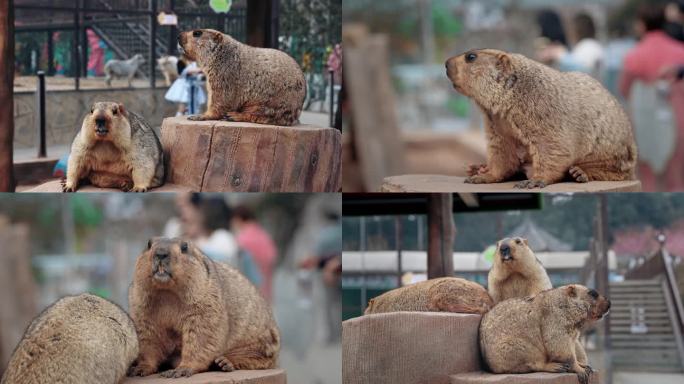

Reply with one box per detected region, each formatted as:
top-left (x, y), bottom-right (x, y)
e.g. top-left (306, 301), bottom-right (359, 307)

top-left (157, 55), bottom-right (179, 86)
top-left (104, 54), bottom-right (145, 87)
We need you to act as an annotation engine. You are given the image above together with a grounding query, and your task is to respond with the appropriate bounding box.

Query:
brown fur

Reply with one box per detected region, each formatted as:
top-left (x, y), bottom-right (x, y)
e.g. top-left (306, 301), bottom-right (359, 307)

top-left (487, 237), bottom-right (552, 304)
top-left (446, 49), bottom-right (637, 188)
top-left (364, 277), bottom-right (493, 315)
top-left (480, 285), bottom-right (610, 384)
top-left (1, 294), bottom-right (138, 384)
top-left (127, 237), bottom-right (280, 378)
top-left (63, 102), bottom-right (165, 192)
top-left (178, 29), bottom-right (306, 126)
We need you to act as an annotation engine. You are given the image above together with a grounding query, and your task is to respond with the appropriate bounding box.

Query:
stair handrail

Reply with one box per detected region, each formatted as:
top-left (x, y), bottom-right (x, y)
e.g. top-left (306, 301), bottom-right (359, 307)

top-left (662, 246), bottom-right (684, 329)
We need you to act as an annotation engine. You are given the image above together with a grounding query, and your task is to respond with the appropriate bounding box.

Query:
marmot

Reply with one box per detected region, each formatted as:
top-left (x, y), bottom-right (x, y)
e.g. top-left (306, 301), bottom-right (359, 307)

top-left (127, 237), bottom-right (280, 378)
top-left (487, 237), bottom-right (552, 304)
top-left (62, 102), bottom-right (165, 192)
top-left (364, 277), bottom-right (493, 315)
top-left (178, 29), bottom-right (306, 126)
top-left (479, 285), bottom-right (610, 384)
top-left (1, 294), bottom-right (138, 384)
top-left (445, 49), bottom-right (637, 188)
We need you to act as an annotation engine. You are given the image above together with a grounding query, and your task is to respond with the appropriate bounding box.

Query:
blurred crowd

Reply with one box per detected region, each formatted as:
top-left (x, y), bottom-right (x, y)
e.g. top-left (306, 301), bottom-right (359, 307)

top-left (534, 1), bottom-right (684, 191)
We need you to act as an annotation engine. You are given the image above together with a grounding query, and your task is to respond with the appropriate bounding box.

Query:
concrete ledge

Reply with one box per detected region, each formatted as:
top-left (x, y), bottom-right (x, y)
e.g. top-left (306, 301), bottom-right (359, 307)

top-left (122, 369), bottom-right (286, 384)
top-left (381, 175), bottom-right (642, 192)
top-left (161, 117), bottom-right (342, 192)
top-left (451, 371), bottom-right (600, 384)
top-left (24, 179), bottom-right (192, 192)
top-left (343, 312), bottom-right (482, 384)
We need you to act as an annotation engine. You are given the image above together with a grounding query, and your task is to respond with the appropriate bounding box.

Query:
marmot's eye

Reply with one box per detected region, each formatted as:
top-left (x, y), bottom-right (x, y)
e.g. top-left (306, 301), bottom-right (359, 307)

top-left (112, 108), bottom-right (118, 115)
top-left (588, 289), bottom-right (599, 299)
top-left (465, 52), bottom-right (477, 63)
top-left (90, 107), bottom-right (94, 114)
top-left (515, 238), bottom-right (522, 245)
top-left (180, 242), bottom-right (188, 253)
top-left (193, 30), bottom-right (202, 38)
top-left (147, 239), bottom-right (152, 249)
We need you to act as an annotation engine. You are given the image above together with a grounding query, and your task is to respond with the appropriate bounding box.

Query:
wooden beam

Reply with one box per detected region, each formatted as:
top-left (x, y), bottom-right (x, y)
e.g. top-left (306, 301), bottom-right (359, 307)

top-left (427, 193), bottom-right (454, 279)
top-left (0, 0), bottom-right (15, 192)
top-left (246, 0), bottom-right (277, 48)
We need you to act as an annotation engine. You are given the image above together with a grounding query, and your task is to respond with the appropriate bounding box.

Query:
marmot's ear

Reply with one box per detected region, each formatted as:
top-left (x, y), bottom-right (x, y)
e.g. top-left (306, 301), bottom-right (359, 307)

top-left (522, 238), bottom-right (528, 246)
top-left (496, 53), bottom-right (512, 74)
top-left (566, 285), bottom-right (577, 298)
top-left (213, 32), bottom-right (222, 44)
top-left (117, 103), bottom-right (127, 116)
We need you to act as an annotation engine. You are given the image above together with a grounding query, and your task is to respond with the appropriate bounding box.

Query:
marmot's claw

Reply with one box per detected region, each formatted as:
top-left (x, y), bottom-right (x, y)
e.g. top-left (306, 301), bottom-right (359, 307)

top-left (223, 114), bottom-right (235, 122)
top-left (581, 364), bottom-right (594, 374)
top-left (215, 356), bottom-right (235, 372)
top-left (569, 166), bottom-right (589, 183)
top-left (61, 179), bottom-right (77, 193)
top-left (127, 364), bottom-right (156, 377)
top-left (466, 164), bottom-right (488, 177)
top-left (160, 367), bottom-right (194, 378)
top-left (465, 175), bottom-right (489, 184)
top-left (187, 114), bottom-right (204, 121)
top-left (130, 186), bottom-right (148, 193)
top-left (514, 179), bottom-right (547, 189)
top-left (577, 370), bottom-right (590, 384)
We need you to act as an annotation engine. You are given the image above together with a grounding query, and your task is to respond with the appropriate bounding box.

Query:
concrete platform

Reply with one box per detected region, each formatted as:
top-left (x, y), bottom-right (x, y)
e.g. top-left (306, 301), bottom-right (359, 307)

top-left (381, 175), bottom-right (642, 192)
top-left (451, 371), bottom-right (599, 384)
top-left (24, 179), bottom-right (192, 192)
top-left (122, 369), bottom-right (286, 384)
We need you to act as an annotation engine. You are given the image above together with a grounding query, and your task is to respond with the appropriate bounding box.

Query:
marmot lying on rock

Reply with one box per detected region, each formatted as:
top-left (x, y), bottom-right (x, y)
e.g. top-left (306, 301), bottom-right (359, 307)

top-left (364, 277), bottom-right (493, 315)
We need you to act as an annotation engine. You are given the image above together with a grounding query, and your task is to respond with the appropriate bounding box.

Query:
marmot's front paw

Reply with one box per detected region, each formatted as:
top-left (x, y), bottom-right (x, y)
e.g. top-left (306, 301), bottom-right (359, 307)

top-left (548, 362), bottom-right (572, 373)
top-left (466, 164), bottom-right (488, 177)
top-left (514, 179), bottom-right (547, 189)
top-left (129, 185), bottom-right (149, 193)
top-left (187, 114), bottom-right (207, 121)
top-left (61, 179), bottom-right (77, 193)
top-left (580, 364), bottom-right (594, 374)
top-left (569, 166), bottom-right (589, 183)
top-left (215, 356), bottom-right (235, 372)
top-left (127, 363), bottom-right (157, 377)
top-left (576, 370), bottom-right (590, 384)
top-left (159, 367), bottom-right (194, 378)
top-left (465, 174), bottom-right (492, 184)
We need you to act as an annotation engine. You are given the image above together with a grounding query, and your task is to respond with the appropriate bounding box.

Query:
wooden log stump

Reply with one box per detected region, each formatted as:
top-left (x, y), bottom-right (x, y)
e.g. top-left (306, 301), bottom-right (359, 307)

top-left (451, 371), bottom-right (600, 384)
top-left (381, 175), bottom-right (642, 193)
top-left (161, 117), bottom-right (341, 192)
top-left (122, 369), bottom-right (286, 384)
top-left (24, 179), bottom-right (191, 193)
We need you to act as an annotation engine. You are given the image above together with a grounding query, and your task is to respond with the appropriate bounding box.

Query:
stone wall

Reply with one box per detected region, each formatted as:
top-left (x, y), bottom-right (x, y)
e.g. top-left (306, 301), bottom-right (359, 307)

top-left (13, 87), bottom-right (177, 149)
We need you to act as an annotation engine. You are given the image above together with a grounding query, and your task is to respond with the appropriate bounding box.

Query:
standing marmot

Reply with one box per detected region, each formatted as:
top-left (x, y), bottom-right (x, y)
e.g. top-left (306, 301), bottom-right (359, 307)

top-left (364, 277), bottom-right (493, 315)
top-left (445, 49), bottom-right (637, 188)
top-left (178, 29), bottom-right (306, 126)
top-left (487, 237), bottom-right (551, 304)
top-left (63, 102), bottom-right (165, 192)
top-left (127, 237), bottom-right (280, 378)
top-left (1, 294), bottom-right (138, 384)
top-left (479, 285), bottom-right (611, 384)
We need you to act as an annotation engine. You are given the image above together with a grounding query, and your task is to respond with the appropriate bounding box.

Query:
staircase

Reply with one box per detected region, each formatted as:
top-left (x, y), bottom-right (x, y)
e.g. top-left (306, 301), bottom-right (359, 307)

top-left (609, 279), bottom-right (684, 372)
top-left (87, 0), bottom-right (170, 78)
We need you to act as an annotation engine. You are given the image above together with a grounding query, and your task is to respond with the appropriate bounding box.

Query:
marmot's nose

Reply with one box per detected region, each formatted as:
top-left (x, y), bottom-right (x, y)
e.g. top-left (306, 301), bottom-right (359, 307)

top-left (95, 117), bottom-right (106, 128)
top-left (607, 300), bottom-right (611, 309)
top-left (499, 243), bottom-right (510, 254)
top-left (155, 249), bottom-right (169, 260)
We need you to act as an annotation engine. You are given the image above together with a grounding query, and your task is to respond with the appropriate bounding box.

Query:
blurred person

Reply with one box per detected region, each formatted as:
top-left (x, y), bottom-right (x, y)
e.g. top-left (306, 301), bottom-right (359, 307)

top-left (535, 10), bottom-right (568, 66)
top-left (299, 210), bottom-right (342, 344)
top-left (665, 1), bottom-right (684, 42)
top-left (603, 19), bottom-right (637, 97)
top-left (231, 205), bottom-right (277, 302)
top-left (620, 3), bottom-right (684, 191)
top-left (165, 58), bottom-right (206, 116)
top-left (538, 12), bottom-right (604, 76)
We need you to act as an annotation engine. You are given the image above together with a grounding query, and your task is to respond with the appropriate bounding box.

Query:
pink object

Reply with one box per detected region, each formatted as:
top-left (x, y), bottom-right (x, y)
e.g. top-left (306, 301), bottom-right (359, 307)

top-left (87, 29), bottom-right (105, 76)
top-left (236, 223), bottom-right (277, 302)
top-left (620, 31), bottom-right (684, 191)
